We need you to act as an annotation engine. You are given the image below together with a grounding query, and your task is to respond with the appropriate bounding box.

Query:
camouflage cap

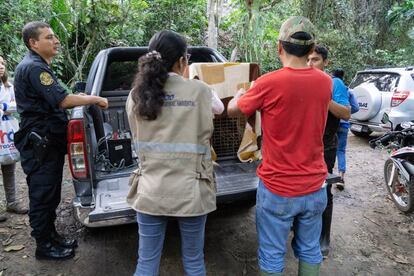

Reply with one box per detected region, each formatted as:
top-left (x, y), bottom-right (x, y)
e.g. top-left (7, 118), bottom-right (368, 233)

top-left (278, 16), bottom-right (316, 46)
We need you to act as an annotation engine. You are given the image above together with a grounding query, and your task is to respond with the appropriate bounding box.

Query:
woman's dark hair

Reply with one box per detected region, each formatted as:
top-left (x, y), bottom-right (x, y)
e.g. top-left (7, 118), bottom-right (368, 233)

top-left (281, 32), bottom-right (314, 57)
top-left (131, 30), bottom-right (187, 120)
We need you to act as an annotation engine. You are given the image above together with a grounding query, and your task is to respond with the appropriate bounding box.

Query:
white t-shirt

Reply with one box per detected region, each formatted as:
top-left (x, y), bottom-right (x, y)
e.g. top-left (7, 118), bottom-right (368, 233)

top-left (0, 82), bottom-right (16, 117)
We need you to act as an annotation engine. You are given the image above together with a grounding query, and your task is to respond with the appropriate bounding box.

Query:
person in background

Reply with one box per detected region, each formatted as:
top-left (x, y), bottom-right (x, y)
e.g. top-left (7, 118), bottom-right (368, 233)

top-left (0, 55), bottom-right (28, 223)
top-left (333, 68), bottom-right (359, 190)
top-left (308, 46), bottom-right (351, 257)
top-left (14, 21), bottom-right (108, 260)
top-left (228, 16), bottom-right (331, 276)
top-left (126, 30), bottom-right (224, 276)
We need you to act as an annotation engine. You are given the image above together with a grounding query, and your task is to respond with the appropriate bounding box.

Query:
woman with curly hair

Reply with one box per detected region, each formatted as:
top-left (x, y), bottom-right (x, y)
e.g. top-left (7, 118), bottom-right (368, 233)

top-left (126, 30), bottom-right (224, 276)
top-left (0, 55), bottom-right (28, 223)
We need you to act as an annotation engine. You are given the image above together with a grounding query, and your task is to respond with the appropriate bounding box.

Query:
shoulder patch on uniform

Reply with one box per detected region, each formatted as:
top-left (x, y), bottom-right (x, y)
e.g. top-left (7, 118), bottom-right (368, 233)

top-left (39, 72), bottom-right (54, 86)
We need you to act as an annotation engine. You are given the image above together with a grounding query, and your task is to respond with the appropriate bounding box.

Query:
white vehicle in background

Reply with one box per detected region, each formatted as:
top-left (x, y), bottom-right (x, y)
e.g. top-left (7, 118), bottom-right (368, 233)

top-left (349, 67), bottom-right (414, 137)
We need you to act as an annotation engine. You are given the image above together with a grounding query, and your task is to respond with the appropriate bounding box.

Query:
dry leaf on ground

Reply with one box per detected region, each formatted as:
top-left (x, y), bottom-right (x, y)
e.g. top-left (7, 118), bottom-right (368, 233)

top-left (4, 244), bottom-right (25, 252)
top-left (0, 228), bottom-right (9, 234)
top-left (2, 238), bottom-right (13, 246)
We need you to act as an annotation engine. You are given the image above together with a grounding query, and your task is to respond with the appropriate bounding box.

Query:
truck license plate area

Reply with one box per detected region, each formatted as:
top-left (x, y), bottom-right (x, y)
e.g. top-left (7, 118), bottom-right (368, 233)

top-left (89, 178), bottom-right (134, 222)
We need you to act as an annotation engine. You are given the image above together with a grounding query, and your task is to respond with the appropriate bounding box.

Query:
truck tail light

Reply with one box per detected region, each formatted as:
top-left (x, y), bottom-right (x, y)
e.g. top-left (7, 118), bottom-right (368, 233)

top-left (68, 119), bottom-right (89, 179)
top-left (391, 91), bottom-right (410, 107)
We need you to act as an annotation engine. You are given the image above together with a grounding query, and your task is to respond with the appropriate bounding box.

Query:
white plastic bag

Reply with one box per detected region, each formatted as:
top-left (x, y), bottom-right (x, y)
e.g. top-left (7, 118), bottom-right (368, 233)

top-left (0, 116), bottom-right (20, 165)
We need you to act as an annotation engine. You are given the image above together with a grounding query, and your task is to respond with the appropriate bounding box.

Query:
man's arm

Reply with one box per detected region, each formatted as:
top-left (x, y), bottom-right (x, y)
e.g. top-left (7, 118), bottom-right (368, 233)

top-left (328, 100), bottom-right (350, 120)
top-left (59, 94), bottom-right (108, 109)
top-left (29, 67), bottom-right (108, 110)
top-left (227, 89), bottom-right (245, 117)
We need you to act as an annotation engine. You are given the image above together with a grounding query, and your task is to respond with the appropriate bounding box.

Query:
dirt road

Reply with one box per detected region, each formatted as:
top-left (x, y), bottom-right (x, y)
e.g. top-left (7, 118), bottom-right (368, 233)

top-left (0, 133), bottom-right (413, 276)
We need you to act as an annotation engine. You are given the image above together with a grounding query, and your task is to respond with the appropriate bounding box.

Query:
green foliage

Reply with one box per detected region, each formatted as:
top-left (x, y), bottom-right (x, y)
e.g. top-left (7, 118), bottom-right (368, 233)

top-left (388, 0), bottom-right (414, 23)
top-left (220, 0), bottom-right (414, 82)
top-left (140, 0), bottom-right (207, 45)
top-left (0, 0), bottom-right (47, 70)
top-left (0, 0), bottom-right (205, 86)
top-left (388, 0), bottom-right (414, 41)
top-left (1, 0), bottom-right (413, 87)
top-left (220, 0), bottom-right (289, 72)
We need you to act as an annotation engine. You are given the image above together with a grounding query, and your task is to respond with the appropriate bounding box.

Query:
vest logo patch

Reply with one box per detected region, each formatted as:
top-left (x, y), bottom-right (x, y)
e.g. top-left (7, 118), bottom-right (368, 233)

top-left (164, 94), bottom-right (175, 101)
top-left (40, 72), bottom-right (54, 86)
top-left (164, 93), bottom-right (195, 107)
top-left (164, 100), bottom-right (195, 107)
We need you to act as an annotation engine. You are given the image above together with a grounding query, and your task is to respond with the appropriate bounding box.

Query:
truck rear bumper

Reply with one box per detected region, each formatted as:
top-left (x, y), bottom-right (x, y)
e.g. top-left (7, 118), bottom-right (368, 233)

top-left (74, 189), bottom-right (258, 228)
top-left (349, 119), bottom-right (392, 133)
top-left (74, 160), bottom-right (340, 227)
top-left (74, 161), bottom-right (259, 227)
top-left (74, 205), bottom-right (136, 228)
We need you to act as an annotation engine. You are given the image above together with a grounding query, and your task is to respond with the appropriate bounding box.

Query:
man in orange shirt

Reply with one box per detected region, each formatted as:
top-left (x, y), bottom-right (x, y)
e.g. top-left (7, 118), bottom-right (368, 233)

top-left (228, 16), bottom-right (331, 276)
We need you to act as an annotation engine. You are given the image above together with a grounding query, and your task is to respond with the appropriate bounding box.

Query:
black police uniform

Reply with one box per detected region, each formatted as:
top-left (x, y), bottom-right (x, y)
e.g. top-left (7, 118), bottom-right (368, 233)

top-left (14, 50), bottom-right (75, 258)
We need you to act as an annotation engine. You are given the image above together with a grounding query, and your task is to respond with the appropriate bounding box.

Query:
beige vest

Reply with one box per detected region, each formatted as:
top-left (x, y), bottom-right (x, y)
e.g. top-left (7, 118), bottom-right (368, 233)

top-left (126, 75), bottom-right (216, 216)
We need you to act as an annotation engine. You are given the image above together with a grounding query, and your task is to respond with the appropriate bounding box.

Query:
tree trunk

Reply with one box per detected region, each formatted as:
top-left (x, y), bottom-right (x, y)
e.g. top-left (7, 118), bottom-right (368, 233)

top-left (207, 0), bottom-right (222, 49)
top-left (230, 46), bottom-right (238, 62)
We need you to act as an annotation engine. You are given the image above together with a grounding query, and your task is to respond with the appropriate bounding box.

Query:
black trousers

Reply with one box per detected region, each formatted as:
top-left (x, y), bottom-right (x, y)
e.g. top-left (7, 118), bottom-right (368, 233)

top-left (321, 147), bottom-right (336, 245)
top-left (22, 146), bottom-right (65, 243)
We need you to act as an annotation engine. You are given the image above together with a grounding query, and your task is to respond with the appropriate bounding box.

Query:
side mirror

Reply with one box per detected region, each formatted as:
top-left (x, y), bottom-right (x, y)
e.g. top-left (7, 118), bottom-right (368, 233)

top-left (381, 112), bottom-right (393, 130)
top-left (381, 112), bottom-right (389, 124)
top-left (74, 81), bottom-right (86, 93)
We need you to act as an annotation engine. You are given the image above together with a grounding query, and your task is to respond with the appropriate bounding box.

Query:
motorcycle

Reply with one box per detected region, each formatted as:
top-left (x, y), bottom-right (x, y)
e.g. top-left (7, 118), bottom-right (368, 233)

top-left (369, 115), bottom-right (414, 213)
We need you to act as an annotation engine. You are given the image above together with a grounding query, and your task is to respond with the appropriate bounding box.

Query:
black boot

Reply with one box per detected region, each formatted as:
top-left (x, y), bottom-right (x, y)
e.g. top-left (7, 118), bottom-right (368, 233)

top-left (320, 184), bottom-right (333, 257)
top-left (51, 230), bottom-right (78, 249)
top-left (35, 240), bottom-right (75, 260)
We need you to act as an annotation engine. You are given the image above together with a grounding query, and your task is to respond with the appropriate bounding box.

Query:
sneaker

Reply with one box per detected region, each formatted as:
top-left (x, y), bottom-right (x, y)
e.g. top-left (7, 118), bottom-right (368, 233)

top-left (6, 202), bottom-right (29, 214)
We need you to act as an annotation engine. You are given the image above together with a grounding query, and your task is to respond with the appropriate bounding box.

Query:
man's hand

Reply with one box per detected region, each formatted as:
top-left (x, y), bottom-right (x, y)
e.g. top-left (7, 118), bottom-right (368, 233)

top-left (96, 97), bottom-right (108, 109)
top-left (227, 88), bottom-right (245, 117)
top-left (328, 100), bottom-right (351, 120)
top-left (235, 88), bottom-right (246, 100)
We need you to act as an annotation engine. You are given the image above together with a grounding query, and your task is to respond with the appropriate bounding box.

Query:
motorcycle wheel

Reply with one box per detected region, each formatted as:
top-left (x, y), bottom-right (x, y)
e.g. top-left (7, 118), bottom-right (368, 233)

top-left (384, 159), bottom-right (414, 213)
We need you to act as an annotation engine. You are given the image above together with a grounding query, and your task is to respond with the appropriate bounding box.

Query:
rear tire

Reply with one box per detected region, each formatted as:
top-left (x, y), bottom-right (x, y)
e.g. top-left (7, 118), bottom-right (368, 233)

top-left (384, 159), bottom-right (414, 213)
top-left (350, 129), bottom-right (372, 137)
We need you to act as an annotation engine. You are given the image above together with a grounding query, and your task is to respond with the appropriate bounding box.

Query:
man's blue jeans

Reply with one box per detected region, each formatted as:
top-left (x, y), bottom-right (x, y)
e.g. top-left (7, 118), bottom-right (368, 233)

top-left (256, 180), bottom-right (327, 273)
top-left (134, 213), bottom-right (207, 276)
top-left (336, 126), bottom-right (349, 173)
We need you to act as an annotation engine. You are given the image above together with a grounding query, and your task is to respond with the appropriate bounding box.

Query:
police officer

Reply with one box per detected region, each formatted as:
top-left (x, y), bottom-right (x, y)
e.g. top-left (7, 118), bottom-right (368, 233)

top-left (14, 21), bottom-right (108, 260)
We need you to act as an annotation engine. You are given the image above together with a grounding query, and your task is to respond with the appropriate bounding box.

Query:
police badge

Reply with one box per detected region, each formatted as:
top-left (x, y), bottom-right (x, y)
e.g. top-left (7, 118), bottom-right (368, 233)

top-left (40, 72), bottom-right (54, 86)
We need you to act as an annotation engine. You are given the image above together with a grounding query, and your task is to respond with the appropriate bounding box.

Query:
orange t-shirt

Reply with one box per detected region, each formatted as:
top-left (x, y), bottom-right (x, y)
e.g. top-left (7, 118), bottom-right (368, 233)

top-left (237, 67), bottom-right (332, 197)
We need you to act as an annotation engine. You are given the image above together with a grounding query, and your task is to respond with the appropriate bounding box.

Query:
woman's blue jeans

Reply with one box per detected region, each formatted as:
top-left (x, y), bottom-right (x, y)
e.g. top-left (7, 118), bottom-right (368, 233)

top-left (256, 180), bottom-right (327, 273)
top-left (134, 212), bottom-right (207, 276)
top-left (336, 127), bottom-right (349, 173)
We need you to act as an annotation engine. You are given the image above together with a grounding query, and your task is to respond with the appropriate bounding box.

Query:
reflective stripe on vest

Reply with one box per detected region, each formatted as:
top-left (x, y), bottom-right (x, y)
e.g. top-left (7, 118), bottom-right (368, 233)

top-left (135, 141), bottom-right (211, 160)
